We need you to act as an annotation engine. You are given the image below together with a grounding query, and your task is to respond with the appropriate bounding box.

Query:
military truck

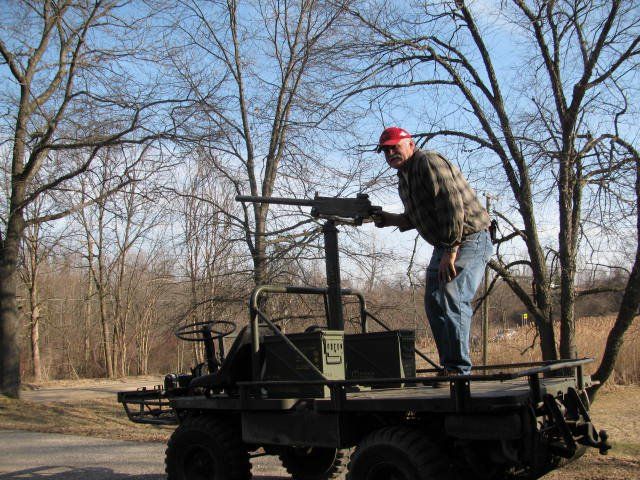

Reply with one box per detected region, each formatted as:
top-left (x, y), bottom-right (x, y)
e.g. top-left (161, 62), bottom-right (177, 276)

top-left (119, 194), bottom-right (610, 480)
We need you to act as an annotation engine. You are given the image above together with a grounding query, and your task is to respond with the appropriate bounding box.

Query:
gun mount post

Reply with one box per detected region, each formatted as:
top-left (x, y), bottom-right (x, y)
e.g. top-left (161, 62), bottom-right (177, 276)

top-left (323, 219), bottom-right (344, 330)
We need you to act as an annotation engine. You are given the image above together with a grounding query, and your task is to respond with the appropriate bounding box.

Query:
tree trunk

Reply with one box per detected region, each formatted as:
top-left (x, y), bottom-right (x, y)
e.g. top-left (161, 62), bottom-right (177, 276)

top-left (534, 296), bottom-right (558, 362)
top-left (1, 106), bottom-right (29, 397)
top-left (112, 321), bottom-right (120, 377)
top-left (83, 282), bottom-right (93, 372)
top-left (84, 237), bottom-right (94, 372)
top-left (0, 204), bottom-right (25, 397)
top-left (137, 305), bottom-right (153, 376)
top-left (96, 206), bottom-right (114, 378)
top-left (24, 234), bottom-right (43, 383)
top-left (98, 286), bottom-right (114, 377)
top-left (253, 206), bottom-right (269, 287)
top-left (522, 195), bottom-right (558, 361)
top-left (558, 147), bottom-right (578, 360)
top-left (29, 286), bottom-right (42, 383)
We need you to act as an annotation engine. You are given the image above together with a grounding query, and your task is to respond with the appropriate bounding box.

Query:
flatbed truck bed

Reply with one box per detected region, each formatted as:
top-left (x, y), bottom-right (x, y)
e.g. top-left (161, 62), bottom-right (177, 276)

top-left (121, 360), bottom-right (591, 417)
top-left (123, 376), bottom-right (584, 415)
top-left (136, 377), bottom-right (576, 414)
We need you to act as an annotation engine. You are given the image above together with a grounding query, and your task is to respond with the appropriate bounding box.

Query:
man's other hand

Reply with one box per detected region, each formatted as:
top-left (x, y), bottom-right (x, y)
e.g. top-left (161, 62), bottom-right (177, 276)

top-left (439, 250), bottom-right (458, 283)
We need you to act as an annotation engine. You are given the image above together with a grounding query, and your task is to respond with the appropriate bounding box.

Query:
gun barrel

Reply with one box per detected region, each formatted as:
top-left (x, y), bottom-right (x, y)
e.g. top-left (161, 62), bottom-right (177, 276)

top-left (235, 195), bottom-right (315, 207)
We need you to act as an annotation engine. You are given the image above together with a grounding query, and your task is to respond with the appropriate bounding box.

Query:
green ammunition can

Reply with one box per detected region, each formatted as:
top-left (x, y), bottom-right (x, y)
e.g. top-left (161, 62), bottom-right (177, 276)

top-left (345, 330), bottom-right (416, 388)
top-left (262, 330), bottom-right (345, 398)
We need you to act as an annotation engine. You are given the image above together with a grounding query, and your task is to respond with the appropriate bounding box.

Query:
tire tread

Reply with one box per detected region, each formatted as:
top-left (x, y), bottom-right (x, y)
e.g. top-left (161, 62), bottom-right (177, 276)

top-left (165, 414), bottom-right (251, 480)
top-left (280, 447), bottom-right (352, 480)
top-left (347, 426), bottom-right (451, 480)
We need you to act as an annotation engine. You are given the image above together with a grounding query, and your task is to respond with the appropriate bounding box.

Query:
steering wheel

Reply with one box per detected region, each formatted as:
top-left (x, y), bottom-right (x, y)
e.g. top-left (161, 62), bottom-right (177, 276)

top-left (174, 320), bottom-right (237, 342)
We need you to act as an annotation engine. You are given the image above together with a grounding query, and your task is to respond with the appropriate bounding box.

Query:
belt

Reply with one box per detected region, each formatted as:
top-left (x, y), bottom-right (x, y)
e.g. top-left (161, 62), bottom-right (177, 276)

top-left (462, 227), bottom-right (488, 240)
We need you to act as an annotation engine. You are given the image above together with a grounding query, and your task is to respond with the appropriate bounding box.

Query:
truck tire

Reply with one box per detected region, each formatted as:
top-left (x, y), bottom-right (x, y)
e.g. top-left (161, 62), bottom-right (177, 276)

top-left (165, 414), bottom-right (251, 480)
top-left (279, 446), bottom-right (351, 479)
top-left (347, 426), bottom-right (450, 480)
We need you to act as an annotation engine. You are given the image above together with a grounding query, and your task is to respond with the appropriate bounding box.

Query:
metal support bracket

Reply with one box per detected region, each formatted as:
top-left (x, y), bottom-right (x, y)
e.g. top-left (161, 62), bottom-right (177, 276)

top-left (528, 373), bottom-right (542, 405)
top-left (451, 378), bottom-right (471, 413)
top-left (543, 394), bottom-right (577, 458)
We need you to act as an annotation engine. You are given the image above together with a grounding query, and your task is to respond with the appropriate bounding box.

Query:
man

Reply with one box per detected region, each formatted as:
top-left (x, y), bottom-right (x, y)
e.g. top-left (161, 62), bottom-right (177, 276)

top-left (372, 126), bottom-right (493, 376)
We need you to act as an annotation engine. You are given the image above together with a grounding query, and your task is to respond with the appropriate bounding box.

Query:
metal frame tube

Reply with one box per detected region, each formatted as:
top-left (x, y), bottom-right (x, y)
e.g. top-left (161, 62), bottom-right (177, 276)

top-left (238, 357), bottom-right (594, 390)
top-left (364, 309), bottom-right (440, 370)
top-left (248, 285), bottom-right (366, 381)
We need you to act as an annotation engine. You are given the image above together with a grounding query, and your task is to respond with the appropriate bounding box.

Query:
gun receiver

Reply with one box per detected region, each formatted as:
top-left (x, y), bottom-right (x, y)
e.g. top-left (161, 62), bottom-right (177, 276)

top-left (235, 193), bottom-right (381, 225)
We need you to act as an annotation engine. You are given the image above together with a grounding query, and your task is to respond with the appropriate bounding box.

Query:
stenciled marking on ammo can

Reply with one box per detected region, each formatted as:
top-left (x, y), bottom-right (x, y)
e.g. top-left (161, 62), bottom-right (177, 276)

top-left (324, 337), bottom-right (344, 365)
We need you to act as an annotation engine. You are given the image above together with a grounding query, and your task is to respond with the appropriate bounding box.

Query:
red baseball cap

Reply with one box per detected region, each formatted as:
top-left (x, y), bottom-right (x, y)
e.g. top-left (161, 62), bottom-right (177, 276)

top-left (377, 127), bottom-right (412, 153)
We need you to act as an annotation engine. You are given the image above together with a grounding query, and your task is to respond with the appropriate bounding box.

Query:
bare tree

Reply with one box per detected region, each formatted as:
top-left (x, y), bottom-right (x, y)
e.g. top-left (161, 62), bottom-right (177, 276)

top-left (160, 0), bottom-right (364, 290)
top-left (110, 167), bottom-right (167, 377)
top-left (75, 148), bottom-right (166, 378)
top-left (172, 155), bottom-right (244, 368)
top-left (18, 194), bottom-right (68, 382)
top-left (346, 0), bottom-right (640, 386)
top-left (0, 1), bottom-right (178, 395)
top-left (591, 141), bottom-right (640, 390)
top-left (132, 255), bottom-right (174, 376)
top-left (77, 166), bottom-right (114, 378)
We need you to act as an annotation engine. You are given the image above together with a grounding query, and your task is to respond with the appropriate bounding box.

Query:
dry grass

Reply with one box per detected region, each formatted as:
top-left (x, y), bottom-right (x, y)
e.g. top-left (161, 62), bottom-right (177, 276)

top-left (0, 395), bottom-right (172, 443)
top-left (416, 315), bottom-right (640, 384)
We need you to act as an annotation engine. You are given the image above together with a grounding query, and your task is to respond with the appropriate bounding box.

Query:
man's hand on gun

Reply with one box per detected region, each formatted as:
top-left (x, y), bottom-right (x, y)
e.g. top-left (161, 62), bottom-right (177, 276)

top-left (372, 211), bottom-right (412, 230)
top-left (371, 211), bottom-right (391, 228)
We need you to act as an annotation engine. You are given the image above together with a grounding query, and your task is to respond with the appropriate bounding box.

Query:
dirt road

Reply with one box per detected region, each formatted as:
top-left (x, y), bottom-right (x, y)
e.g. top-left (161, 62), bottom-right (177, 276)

top-left (1, 428), bottom-right (637, 480)
top-left (0, 429), bottom-right (165, 479)
top-left (0, 430), bottom-right (288, 480)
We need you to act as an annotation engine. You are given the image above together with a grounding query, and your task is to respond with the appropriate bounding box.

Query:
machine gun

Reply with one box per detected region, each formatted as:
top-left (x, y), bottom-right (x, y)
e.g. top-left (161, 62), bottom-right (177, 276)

top-left (235, 192), bottom-right (381, 225)
top-left (236, 193), bottom-right (381, 330)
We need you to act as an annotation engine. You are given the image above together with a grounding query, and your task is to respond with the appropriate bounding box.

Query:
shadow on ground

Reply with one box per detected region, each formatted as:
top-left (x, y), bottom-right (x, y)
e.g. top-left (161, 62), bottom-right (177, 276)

top-left (0, 467), bottom-right (164, 480)
top-left (0, 466), bottom-right (288, 480)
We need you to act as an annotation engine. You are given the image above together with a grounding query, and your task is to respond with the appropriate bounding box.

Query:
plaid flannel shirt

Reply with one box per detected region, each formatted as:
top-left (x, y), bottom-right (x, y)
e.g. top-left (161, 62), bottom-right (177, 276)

top-left (398, 149), bottom-right (490, 251)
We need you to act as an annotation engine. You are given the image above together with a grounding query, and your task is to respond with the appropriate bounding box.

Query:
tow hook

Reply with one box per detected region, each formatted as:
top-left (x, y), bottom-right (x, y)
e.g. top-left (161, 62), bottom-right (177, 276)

top-left (595, 429), bottom-right (611, 455)
top-left (579, 423), bottom-right (611, 455)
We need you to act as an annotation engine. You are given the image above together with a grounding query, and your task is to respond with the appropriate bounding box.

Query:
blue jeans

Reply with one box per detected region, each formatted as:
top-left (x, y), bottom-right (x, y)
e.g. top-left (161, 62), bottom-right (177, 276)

top-left (425, 231), bottom-right (493, 374)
